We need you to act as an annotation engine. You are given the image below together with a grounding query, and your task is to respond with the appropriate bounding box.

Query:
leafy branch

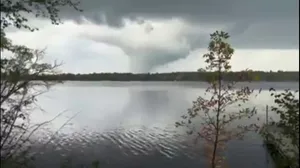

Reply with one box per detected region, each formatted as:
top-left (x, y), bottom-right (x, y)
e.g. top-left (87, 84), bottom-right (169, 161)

top-left (176, 31), bottom-right (260, 168)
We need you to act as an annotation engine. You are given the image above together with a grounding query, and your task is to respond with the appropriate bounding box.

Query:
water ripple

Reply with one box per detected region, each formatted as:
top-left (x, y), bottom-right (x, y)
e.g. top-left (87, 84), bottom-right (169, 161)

top-left (30, 125), bottom-right (271, 168)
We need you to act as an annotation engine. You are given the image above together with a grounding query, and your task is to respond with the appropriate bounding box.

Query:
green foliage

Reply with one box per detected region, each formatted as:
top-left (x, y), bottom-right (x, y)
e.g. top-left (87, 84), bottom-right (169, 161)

top-left (270, 89), bottom-right (299, 143)
top-left (261, 89), bottom-right (299, 168)
top-left (1, 0), bottom-right (81, 167)
top-left (203, 31), bottom-right (233, 72)
top-left (1, 0), bottom-right (82, 31)
top-left (264, 141), bottom-right (294, 168)
top-left (0, 43), bottom-right (61, 166)
top-left (175, 31), bottom-right (260, 168)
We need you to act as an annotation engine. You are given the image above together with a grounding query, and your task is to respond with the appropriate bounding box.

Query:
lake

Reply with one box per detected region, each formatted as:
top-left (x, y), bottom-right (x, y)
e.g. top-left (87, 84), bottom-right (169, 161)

top-left (29, 81), bottom-right (299, 168)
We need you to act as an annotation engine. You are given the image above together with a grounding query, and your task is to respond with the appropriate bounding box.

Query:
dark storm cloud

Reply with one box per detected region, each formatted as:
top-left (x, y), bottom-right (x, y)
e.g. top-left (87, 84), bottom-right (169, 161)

top-left (64, 0), bottom-right (297, 25)
top-left (51, 0), bottom-right (299, 72)
top-left (60, 0), bottom-right (299, 49)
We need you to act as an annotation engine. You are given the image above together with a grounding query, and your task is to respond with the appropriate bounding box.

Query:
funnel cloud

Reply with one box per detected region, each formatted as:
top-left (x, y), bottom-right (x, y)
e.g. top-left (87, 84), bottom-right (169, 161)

top-left (4, 0), bottom-right (299, 73)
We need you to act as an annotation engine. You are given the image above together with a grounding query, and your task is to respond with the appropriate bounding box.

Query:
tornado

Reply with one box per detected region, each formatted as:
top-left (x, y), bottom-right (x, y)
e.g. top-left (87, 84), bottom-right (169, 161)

top-left (79, 18), bottom-right (192, 73)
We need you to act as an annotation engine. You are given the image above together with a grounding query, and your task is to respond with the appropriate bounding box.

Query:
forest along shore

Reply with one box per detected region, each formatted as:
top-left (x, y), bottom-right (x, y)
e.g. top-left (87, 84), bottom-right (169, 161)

top-left (4, 71), bottom-right (299, 82)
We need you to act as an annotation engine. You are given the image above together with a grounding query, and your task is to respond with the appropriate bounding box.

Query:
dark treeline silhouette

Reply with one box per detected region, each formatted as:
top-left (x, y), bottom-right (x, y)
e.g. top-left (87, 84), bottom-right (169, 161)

top-left (8, 71), bottom-right (299, 82)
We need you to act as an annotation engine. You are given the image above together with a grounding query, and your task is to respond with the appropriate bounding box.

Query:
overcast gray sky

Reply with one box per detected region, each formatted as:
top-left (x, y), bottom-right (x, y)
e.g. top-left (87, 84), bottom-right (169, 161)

top-left (6, 0), bottom-right (299, 73)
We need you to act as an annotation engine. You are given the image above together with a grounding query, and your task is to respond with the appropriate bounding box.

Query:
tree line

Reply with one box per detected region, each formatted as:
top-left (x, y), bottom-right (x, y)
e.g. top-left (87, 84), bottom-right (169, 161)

top-left (13, 71), bottom-right (299, 81)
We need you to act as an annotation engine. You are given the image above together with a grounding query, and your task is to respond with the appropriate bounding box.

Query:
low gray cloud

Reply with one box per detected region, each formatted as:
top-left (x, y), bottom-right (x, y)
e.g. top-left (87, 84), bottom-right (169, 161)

top-left (9, 0), bottom-right (298, 73)
top-left (58, 0), bottom-right (299, 72)
top-left (62, 0), bottom-right (297, 25)
top-left (60, 0), bottom-right (298, 49)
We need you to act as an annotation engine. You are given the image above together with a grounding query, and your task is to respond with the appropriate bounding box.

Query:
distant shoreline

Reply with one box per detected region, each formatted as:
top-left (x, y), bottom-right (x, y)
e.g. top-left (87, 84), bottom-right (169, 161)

top-left (24, 71), bottom-right (299, 82)
top-left (45, 80), bottom-right (300, 82)
top-left (55, 80), bottom-right (299, 82)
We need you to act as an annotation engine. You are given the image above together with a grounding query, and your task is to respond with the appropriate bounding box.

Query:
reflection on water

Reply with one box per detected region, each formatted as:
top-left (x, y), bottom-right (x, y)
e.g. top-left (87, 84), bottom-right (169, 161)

top-left (30, 81), bottom-right (298, 168)
top-left (120, 89), bottom-right (191, 128)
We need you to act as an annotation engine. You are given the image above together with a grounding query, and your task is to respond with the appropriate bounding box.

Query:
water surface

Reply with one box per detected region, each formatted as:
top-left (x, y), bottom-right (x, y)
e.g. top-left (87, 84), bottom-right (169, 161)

top-left (31, 81), bottom-right (299, 168)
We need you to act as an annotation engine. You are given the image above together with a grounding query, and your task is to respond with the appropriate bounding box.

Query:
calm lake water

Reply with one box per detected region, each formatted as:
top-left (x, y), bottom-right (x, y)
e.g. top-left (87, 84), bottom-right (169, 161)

top-left (30, 81), bottom-right (299, 168)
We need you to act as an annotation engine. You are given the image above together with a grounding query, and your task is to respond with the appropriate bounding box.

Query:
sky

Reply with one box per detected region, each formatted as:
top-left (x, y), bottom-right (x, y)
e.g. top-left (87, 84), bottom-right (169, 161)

top-left (5, 0), bottom-right (299, 73)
